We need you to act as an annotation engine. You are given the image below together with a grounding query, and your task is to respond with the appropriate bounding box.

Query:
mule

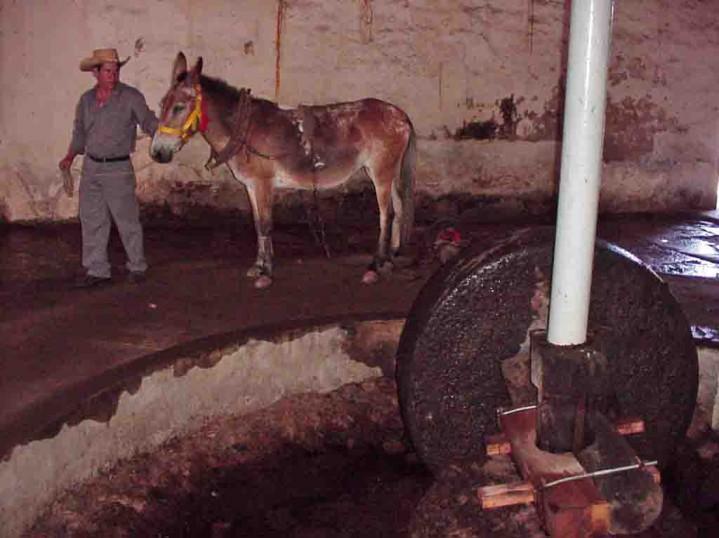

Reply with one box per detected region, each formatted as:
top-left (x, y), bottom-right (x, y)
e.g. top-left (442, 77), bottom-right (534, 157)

top-left (150, 52), bottom-right (415, 288)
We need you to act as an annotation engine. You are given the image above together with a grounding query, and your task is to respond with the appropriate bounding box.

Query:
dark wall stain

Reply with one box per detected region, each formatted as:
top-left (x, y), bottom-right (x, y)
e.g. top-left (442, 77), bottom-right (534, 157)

top-left (453, 95), bottom-right (520, 141)
top-left (498, 94), bottom-right (519, 139)
top-left (415, 191), bottom-right (555, 225)
top-left (134, 37), bottom-right (145, 56)
top-left (453, 86), bottom-right (682, 163)
top-left (678, 188), bottom-right (705, 209)
top-left (603, 96), bottom-right (683, 162)
top-left (609, 54), bottom-right (657, 88)
top-left (609, 70), bottom-right (629, 86)
top-left (454, 119), bottom-right (498, 140)
top-left (454, 84), bottom-right (566, 143)
top-left (524, 82), bottom-right (565, 142)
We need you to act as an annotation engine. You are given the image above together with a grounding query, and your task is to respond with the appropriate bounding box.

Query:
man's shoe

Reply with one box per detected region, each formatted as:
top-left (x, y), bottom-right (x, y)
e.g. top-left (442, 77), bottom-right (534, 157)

top-left (127, 271), bottom-right (146, 284)
top-left (74, 274), bottom-right (111, 289)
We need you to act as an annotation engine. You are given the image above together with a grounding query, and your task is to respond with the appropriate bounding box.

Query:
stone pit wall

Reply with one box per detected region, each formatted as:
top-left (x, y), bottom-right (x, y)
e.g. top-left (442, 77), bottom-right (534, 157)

top-left (0, 318), bottom-right (403, 538)
top-left (1, 0), bottom-right (717, 223)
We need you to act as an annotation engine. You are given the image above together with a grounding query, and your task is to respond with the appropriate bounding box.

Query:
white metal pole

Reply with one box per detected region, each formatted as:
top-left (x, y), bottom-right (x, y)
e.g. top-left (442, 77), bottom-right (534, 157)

top-left (547, 0), bottom-right (614, 346)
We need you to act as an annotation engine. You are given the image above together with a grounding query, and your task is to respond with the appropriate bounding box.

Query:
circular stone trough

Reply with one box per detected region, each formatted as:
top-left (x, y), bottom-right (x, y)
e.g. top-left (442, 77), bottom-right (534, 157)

top-left (0, 315), bottom-right (433, 537)
top-left (3, 275), bottom-right (719, 536)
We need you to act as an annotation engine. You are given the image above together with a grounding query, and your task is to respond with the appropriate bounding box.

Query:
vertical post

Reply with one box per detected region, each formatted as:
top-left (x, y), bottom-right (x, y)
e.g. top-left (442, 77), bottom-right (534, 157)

top-left (547, 0), bottom-right (614, 346)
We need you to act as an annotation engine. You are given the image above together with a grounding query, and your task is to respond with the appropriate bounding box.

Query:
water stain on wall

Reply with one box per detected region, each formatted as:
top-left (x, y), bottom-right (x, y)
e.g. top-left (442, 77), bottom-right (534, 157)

top-left (610, 54), bottom-right (654, 87)
top-left (453, 95), bottom-right (520, 141)
top-left (497, 95), bottom-right (520, 139)
top-left (452, 86), bottom-right (684, 163)
top-left (453, 119), bottom-right (498, 140)
top-left (133, 38), bottom-right (145, 57)
top-left (604, 96), bottom-right (683, 161)
top-left (275, 0), bottom-right (287, 101)
top-left (523, 83), bottom-right (565, 142)
top-left (359, 0), bottom-right (374, 44)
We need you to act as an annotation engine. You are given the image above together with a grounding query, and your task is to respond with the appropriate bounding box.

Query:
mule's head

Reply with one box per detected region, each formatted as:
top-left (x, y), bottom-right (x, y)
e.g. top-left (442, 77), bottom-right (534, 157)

top-left (150, 52), bottom-right (205, 163)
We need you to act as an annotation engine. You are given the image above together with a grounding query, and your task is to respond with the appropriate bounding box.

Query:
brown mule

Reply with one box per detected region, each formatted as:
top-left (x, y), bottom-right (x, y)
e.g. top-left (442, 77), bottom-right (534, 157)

top-left (150, 52), bottom-right (416, 288)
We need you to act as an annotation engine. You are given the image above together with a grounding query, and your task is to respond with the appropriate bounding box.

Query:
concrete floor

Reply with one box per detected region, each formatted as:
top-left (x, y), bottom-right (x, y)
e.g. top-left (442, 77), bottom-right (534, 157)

top-left (1, 211), bottom-right (719, 458)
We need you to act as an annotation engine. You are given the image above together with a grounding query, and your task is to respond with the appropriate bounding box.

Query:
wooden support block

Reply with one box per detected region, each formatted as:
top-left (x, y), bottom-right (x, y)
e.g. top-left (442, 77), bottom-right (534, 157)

top-left (646, 465), bottom-right (661, 484)
top-left (485, 432), bottom-right (512, 456)
top-left (486, 415), bottom-right (645, 458)
top-left (477, 481), bottom-right (535, 509)
top-left (614, 417), bottom-right (644, 435)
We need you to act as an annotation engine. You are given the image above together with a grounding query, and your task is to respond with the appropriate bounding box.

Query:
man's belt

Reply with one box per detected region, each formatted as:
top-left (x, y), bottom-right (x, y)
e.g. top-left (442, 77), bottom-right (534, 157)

top-left (87, 154), bottom-right (130, 163)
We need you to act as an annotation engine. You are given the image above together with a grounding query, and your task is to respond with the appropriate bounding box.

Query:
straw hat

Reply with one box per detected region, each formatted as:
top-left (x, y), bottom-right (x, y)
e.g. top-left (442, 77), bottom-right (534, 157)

top-left (79, 48), bottom-right (130, 72)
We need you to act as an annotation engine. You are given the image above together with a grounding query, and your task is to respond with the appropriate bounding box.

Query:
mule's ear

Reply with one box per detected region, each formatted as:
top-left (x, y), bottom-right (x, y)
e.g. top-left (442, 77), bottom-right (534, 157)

top-left (172, 52), bottom-right (188, 83)
top-left (190, 56), bottom-right (204, 81)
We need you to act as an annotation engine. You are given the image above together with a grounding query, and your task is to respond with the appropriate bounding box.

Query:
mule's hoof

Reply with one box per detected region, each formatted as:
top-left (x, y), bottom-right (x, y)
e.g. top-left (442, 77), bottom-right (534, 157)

top-left (254, 275), bottom-right (273, 289)
top-left (246, 265), bottom-right (262, 278)
top-left (362, 270), bottom-right (379, 285)
top-left (378, 260), bottom-right (395, 276)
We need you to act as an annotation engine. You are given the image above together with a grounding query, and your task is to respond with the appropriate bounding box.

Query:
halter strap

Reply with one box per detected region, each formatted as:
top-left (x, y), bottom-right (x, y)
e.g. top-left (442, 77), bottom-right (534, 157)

top-left (158, 85), bottom-right (206, 142)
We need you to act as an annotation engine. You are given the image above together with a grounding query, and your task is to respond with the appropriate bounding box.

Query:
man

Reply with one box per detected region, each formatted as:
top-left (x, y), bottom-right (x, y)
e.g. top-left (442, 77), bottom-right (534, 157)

top-left (59, 48), bottom-right (159, 287)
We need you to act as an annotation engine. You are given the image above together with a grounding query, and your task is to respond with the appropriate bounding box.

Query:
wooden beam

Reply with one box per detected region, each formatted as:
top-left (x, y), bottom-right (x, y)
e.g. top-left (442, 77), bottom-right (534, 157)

top-left (485, 432), bottom-right (512, 456)
top-left (614, 417), bottom-right (644, 436)
top-left (477, 481), bottom-right (535, 509)
top-left (485, 416), bottom-right (645, 457)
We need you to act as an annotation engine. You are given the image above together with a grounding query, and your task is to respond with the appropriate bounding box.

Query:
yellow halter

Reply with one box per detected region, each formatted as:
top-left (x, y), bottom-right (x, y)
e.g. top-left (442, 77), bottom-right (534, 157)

top-left (157, 85), bottom-right (204, 143)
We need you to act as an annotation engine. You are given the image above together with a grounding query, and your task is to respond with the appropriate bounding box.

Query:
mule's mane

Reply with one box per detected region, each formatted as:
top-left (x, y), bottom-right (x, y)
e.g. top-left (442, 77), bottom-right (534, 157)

top-left (194, 75), bottom-right (246, 131)
top-left (199, 75), bottom-right (243, 103)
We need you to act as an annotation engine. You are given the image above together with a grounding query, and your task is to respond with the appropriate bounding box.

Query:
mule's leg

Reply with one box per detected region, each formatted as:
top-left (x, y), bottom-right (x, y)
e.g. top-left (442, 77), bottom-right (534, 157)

top-left (244, 179), bottom-right (275, 285)
top-left (365, 163), bottom-right (398, 278)
top-left (389, 184), bottom-right (404, 257)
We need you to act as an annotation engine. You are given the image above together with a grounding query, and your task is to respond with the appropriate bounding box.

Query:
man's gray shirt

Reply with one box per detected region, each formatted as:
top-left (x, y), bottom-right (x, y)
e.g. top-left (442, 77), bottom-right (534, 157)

top-left (69, 81), bottom-right (159, 160)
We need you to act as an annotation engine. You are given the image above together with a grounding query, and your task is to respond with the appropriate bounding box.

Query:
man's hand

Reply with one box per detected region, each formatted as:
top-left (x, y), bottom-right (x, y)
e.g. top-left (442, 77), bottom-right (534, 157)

top-left (59, 155), bottom-right (74, 171)
top-left (58, 153), bottom-right (75, 170)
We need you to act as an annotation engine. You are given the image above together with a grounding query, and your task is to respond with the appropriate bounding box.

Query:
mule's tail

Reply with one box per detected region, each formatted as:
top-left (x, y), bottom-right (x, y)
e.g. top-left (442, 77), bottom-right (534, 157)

top-left (396, 123), bottom-right (416, 249)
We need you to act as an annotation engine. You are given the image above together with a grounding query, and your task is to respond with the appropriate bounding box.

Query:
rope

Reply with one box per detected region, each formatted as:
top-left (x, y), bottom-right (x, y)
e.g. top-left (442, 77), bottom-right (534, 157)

top-left (305, 175), bottom-right (331, 259)
top-left (206, 88), bottom-right (276, 169)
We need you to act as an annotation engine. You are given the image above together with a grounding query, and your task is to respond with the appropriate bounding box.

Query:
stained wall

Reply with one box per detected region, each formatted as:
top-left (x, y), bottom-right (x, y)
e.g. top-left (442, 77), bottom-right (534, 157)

top-left (0, 0), bottom-right (717, 223)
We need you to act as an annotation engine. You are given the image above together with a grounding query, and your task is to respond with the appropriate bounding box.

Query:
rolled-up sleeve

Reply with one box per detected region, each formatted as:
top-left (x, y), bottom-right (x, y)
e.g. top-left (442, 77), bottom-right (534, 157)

top-left (69, 96), bottom-right (86, 155)
top-left (132, 92), bottom-right (159, 136)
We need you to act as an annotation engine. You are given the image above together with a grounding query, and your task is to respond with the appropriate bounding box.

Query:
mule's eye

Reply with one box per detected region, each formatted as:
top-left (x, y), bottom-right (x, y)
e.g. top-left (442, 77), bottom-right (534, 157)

top-left (172, 104), bottom-right (185, 115)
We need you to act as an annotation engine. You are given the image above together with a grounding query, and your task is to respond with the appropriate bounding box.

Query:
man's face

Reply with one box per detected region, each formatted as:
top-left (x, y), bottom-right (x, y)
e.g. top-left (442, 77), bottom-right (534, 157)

top-left (94, 62), bottom-right (119, 90)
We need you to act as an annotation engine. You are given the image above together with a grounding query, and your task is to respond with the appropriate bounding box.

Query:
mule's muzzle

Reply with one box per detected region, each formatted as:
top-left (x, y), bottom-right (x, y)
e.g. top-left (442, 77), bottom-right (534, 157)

top-left (150, 147), bottom-right (174, 164)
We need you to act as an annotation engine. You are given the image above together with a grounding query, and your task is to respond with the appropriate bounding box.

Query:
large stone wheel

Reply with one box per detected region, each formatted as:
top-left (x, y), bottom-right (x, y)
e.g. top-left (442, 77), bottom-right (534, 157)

top-left (396, 227), bottom-right (698, 473)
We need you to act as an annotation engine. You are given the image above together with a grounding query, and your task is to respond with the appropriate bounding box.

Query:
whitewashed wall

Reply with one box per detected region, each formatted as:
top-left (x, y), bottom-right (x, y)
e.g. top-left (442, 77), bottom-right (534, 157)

top-left (0, 0), bottom-right (717, 222)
